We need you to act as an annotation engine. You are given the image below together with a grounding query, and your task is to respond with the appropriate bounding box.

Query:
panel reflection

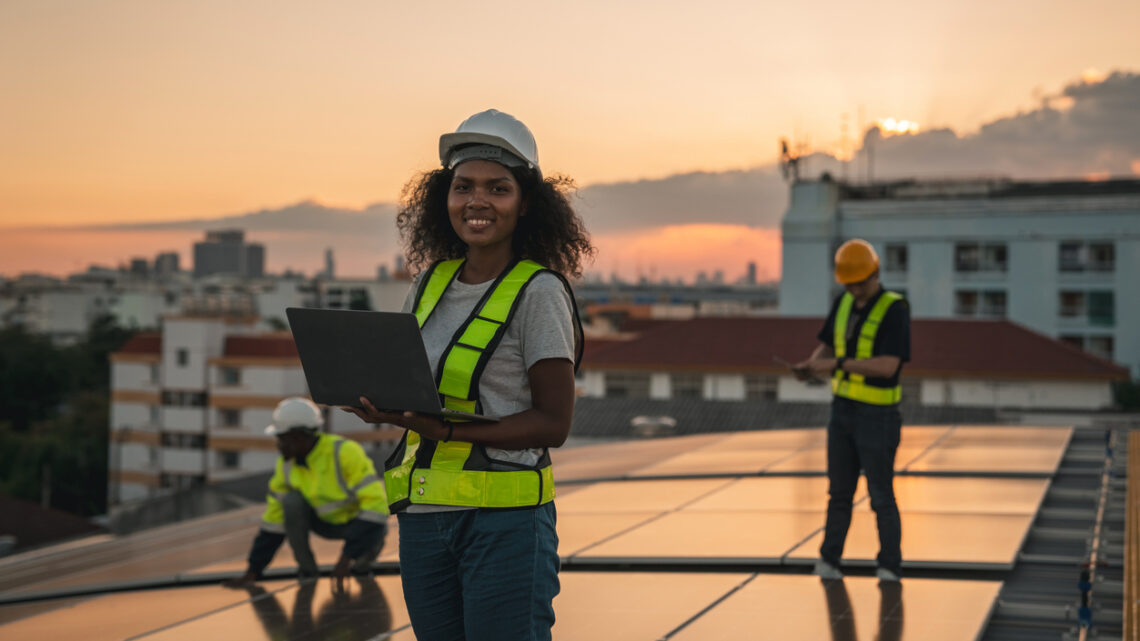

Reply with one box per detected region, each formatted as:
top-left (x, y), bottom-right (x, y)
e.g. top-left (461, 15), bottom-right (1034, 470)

top-left (241, 578), bottom-right (393, 641)
top-left (823, 579), bottom-right (902, 641)
top-left (141, 576), bottom-right (402, 641)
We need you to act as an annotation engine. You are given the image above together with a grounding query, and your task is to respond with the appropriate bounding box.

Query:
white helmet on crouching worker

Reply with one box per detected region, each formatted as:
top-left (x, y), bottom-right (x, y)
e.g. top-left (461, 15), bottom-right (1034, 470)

top-left (439, 109), bottom-right (541, 178)
top-left (265, 397), bottom-right (323, 436)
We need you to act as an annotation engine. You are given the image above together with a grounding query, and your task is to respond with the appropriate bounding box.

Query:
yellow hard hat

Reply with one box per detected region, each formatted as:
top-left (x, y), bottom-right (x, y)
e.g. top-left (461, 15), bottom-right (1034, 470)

top-left (834, 239), bottom-right (880, 284)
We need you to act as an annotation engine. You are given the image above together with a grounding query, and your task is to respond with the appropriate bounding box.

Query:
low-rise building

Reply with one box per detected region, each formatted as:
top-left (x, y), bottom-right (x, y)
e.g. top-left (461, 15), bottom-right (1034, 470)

top-left (579, 316), bottom-right (1128, 410)
top-left (109, 316), bottom-right (396, 507)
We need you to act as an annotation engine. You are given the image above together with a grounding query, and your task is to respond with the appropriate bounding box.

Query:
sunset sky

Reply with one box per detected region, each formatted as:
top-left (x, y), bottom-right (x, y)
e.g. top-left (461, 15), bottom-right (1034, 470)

top-left (2, 1), bottom-right (1139, 279)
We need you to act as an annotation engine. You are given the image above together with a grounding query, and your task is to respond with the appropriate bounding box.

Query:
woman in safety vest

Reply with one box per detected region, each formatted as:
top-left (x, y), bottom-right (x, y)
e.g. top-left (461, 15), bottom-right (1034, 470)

top-left (343, 109), bottom-right (592, 641)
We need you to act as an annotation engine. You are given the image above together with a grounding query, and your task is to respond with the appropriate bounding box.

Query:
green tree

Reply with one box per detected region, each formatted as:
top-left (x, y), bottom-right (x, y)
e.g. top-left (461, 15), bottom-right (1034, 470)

top-left (0, 315), bottom-right (133, 516)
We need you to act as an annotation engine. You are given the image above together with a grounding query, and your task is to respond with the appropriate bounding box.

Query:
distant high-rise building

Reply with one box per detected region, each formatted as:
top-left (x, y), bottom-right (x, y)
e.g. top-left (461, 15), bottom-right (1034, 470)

top-left (193, 229), bottom-right (265, 278)
top-left (129, 258), bottom-right (149, 277)
top-left (154, 252), bottom-right (180, 276)
top-left (745, 262), bottom-right (757, 285)
top-left (324, 248), bottom-right (335, 280)
top-left (394, 254), bottom-right (405, 275)
top-left (377, 265), bottom-right (390, 281)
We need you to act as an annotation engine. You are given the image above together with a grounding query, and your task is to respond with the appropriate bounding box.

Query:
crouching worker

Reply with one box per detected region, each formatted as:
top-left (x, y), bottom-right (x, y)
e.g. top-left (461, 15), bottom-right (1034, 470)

top-left (223, 397), bottom-right (389, 587)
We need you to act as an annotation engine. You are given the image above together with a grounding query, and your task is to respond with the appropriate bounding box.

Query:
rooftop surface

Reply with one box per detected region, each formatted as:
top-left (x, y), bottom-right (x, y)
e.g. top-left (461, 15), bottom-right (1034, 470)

top-left (0, 424), bottom-right (1094, 640)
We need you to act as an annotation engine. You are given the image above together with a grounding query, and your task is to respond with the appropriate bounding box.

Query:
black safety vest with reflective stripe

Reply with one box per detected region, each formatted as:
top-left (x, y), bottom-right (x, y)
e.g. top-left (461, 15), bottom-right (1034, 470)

top-left (383, 258), bottom-right (582, 512)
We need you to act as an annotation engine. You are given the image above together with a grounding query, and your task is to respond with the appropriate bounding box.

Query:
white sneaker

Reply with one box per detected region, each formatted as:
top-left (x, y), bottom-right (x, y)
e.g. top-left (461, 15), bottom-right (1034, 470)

top-left (813, 559), bottom-right (843, 579)
top-left (875, 567), bottom-right (900, 582)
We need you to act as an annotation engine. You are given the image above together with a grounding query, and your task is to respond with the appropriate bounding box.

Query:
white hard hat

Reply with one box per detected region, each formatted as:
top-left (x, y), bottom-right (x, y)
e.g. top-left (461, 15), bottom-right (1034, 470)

top-left (439, 109), bottom-right (541, 177)
top-left (265, 397), bottom-right (323, 436)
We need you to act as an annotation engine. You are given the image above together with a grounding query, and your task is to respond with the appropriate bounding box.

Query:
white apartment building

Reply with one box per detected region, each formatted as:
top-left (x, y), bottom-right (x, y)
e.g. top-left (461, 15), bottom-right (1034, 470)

top-left (779, 178), bottom-right (1140, 376)
top-left (109, 316), bottom-right (396, 506)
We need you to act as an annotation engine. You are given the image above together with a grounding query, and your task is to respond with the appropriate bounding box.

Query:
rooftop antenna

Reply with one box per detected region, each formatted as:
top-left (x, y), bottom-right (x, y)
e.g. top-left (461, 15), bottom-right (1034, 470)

top-left (779, 138), bottom-right (801, 183)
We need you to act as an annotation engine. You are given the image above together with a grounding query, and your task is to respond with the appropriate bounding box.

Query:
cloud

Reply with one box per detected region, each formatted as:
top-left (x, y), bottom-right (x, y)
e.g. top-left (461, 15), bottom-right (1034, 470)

top-left (87, 199), bottom-right (399, 233)
top-left (856, 71), bottom-right (1140, 179)
top-left (574, 168), bottom-right (790, 233)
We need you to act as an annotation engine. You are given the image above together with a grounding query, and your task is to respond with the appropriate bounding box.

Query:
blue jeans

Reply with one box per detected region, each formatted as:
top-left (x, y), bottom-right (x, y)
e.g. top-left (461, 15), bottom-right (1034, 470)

top-left (819, 397), bottom-right (903, 575)
top-left (397, 503), bottom-right (560, 641)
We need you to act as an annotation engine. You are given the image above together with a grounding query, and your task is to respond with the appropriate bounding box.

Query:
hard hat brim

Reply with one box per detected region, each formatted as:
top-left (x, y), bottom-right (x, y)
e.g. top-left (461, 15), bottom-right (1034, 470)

top-left (264, 424), bottom-right (318, 436)
top-left (439, 132), bottom-right (540, 175)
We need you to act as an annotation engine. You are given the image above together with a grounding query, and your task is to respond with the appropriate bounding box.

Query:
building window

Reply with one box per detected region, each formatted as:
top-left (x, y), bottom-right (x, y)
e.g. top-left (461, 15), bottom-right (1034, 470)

top-left (219, 367), bottom-right (241, 386)
top-left (149, 364), bottom-right (160, 383)
top-left (955, 242), bottom-right (1007, 273)
top-left (161, 432), bottom-right (206, 448)
top-left (176, 348), bottom-right (189, 367)
top-left (1088, 291), bottom-right (1114, 327)
top-left (745, 375), bottom-right (778, 401)
top-left (218, 451), bottom-right (241, 469)
top-left (671, 373), bottom-right (703, 399)
top-left (982, 244), bottom-right (1008, 272)
top-left (161, 390), bottom-right (208, 407)
top-left (149, 405), bottom-right (160, 426)
top-left (1089, 243), bottom-right (1114, 272)
top-left (1060, 241), bottom-right (1115, 273)
top-left (219, 409), bottom-right (241, 428)
top-left (981, 291), bottom-right (1007, 318)
top-left (1059, 291), bottom-right (1085, 318)
top-left (954, 291), bottom-right (978, 316)
top-left (604, 371), bottom-right (650, 398)
top-left (954, 243), bottom-right (979, 272)
top-left (885, 244), bottom-right (908, 273)
top-left (1059, 241), bottom-right (1082, 272)
top-left (1087, 336), bottom-right (1114, 360)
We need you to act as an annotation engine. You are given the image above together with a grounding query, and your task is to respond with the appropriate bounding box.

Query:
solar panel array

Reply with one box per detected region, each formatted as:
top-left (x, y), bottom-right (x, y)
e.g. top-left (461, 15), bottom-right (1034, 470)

top-left (0, 425), bottom-right (1072, 640)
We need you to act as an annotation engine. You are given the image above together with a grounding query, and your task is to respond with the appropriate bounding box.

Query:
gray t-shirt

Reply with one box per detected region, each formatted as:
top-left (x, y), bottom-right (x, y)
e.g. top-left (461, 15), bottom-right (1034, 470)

top-left (400, 268), bottom-right (575, 509)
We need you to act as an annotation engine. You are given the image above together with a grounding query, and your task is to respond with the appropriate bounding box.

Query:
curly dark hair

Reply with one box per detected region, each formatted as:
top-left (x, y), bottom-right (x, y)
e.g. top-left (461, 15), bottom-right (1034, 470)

top-left (396, 166), bottom-right (595, 278)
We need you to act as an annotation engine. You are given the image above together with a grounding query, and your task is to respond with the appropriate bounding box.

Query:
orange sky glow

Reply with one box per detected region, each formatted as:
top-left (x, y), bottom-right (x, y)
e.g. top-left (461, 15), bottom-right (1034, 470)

top-left (1, 1), bottom-right (1139, 278)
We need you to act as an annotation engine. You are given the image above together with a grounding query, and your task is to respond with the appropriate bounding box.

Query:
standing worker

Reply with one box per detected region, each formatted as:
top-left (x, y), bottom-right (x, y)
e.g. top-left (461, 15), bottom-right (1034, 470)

top-left (792, 239), bottom-right (910, 582)
top-left (343, 108), bottom-right (591, 641)
top-left (223, 397), bottom-right (389, 587)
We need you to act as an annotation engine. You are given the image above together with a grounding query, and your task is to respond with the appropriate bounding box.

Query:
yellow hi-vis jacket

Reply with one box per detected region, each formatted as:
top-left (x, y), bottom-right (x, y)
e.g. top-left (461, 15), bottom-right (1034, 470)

top-left (260, 433), bottom-right (388, 533)
top-left (831, 290), bottom-right (904, 405)
top-left (383, 258), bottom-right (582, 512)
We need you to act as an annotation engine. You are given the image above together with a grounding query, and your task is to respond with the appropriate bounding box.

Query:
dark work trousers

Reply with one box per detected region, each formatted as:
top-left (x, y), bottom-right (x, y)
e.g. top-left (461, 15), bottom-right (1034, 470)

top-left (282, 491), bottom-right (384, 577)
top-left (819, 396), bottom-right (903, 575)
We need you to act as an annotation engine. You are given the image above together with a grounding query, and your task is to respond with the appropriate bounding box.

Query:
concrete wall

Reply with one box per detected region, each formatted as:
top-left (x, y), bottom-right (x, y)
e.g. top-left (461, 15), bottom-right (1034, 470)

top-left (162, 447), bottom-right (206, 474)
top-left (162, 407), bottom-right (206, 433)
top-left (112, 362), bottom-right (159, 391)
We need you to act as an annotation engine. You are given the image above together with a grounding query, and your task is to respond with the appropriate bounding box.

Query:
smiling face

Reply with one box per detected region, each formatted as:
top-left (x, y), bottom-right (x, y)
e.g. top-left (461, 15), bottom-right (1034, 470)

top-left (447, 159), bottom-right (525, 260)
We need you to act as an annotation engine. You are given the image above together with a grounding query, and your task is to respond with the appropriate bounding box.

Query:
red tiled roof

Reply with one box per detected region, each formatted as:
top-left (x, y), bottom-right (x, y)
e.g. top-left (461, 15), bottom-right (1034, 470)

top-left (0, 495), bottom-right (105, 550)
top-left (117, 332), bottom-right (161, 354)
top-left (581, 316), bottom-right (1129, 381)
top-left (224, 334), bottom-right (299, 359)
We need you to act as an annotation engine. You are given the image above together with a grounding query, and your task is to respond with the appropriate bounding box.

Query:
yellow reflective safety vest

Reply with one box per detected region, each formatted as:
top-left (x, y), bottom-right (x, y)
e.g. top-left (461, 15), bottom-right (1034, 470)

top-left (260, 433), bottom-right (388, 533)
top-left (383, 258), bottom-right (582, 512)
top-left (831, 290), bottom-right (904, 406)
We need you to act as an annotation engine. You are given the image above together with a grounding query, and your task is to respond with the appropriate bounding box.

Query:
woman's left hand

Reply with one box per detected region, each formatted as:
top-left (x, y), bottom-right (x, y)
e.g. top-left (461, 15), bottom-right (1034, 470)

top-left (340, 397), bottom-right (449, 440)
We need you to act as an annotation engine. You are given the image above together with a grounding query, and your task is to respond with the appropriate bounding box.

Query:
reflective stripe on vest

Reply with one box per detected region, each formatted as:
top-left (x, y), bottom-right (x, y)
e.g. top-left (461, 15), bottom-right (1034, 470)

top-left (384, 258), bottom-right (561, 512)
top-left (274, 435), bottom-right (365, 524)
top-left (831, 291), bottom-right (903, 406)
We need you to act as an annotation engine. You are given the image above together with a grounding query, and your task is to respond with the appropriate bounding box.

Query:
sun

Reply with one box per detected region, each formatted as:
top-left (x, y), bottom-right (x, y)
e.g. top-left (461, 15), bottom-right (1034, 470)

top-left (875, 117), bottom-right (920, 136)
